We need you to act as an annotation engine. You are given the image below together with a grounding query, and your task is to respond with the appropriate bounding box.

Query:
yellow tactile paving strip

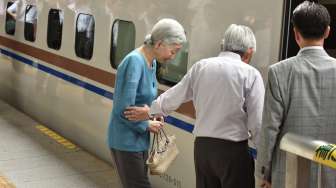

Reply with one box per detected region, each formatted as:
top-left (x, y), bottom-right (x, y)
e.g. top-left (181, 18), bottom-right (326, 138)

top-left (35, 125), bottom-right (78, 150)
top-left (0, 101), bottom-right (118, 187)
top-left (0, 175), bottom-right (15, 188)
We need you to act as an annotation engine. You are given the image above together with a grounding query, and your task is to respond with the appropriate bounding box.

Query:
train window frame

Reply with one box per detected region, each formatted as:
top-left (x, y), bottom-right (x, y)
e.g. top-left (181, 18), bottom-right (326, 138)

top-left (156, 42), bottom-right (189, 86)
top-left (47, 9), bottom-right (63, 50)
top-left (75, 13), bottom-right (95, 60)
top-left (110, 19), bottom-right (136, 69)
top-left (5, 1), bottom-right (17, 35)
top-left (24, 5), bottom-right (37, 42)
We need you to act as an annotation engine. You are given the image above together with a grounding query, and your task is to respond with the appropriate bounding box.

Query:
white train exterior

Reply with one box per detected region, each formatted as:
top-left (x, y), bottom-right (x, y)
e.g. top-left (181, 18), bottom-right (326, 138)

top-left (1, 0), bottom-right (334, 187)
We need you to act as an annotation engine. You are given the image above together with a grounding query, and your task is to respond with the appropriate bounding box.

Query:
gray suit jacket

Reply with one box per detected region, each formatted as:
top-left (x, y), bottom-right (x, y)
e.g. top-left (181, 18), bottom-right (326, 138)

top-left (256, 47), bottom-right (336, 188)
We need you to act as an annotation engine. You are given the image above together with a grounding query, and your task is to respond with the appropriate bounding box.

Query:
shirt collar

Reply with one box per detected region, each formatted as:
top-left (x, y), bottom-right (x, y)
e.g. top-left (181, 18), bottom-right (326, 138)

top-left (218, 51), bottom-right (241, 60)
top-left (299, 46), bottom-right (324, 53)
top-left (298, 46), bottom-right (328, 57)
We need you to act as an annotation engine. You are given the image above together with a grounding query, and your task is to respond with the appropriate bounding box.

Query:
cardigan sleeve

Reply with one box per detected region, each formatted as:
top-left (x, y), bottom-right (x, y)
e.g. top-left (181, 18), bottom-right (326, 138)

top-left (114, 55), bottom-right (149, 134)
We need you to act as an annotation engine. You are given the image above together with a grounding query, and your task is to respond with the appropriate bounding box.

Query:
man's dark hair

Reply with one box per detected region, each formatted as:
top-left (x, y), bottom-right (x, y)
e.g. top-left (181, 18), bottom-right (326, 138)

top-left (292, 1), bottom-right (330, 39)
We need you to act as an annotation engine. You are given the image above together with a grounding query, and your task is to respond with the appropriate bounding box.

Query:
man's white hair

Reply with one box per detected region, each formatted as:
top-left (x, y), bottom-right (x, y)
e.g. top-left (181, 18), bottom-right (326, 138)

top-left (221, 24), bottom-right (256, 53)
top-left (144, 18), bottom-right (186, 46)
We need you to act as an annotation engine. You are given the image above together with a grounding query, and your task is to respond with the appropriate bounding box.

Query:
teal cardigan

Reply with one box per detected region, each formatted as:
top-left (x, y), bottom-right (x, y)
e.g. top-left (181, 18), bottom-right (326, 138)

top-left (108, 50), bottom-right (157, 152)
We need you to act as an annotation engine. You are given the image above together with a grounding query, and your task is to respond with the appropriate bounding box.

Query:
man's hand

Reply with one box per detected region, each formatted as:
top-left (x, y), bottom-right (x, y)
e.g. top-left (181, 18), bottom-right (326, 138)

top-left (260, 180), bottom-right (271, 188)
top-left (124, 105), bottom-right (150, 121)
top-left (147, 120), bottom-right (163, 133)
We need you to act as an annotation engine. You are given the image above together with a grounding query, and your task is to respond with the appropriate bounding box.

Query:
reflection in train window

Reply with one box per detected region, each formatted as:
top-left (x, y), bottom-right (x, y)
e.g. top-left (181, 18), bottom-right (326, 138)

top-left (75, 13), bottom-right (95, 60)
top-left (156, 43), bottom-right (189, 86)
top-left (5, 1), bottom-right (17, 35)
top-left (24, 5), bottom-right (37, 42)
top-left (110, 20), bottom-right (135, 69)
top-left (321, 1), bottom-right (336, 58)
top-left (47, 9), bottom-right (63, 50)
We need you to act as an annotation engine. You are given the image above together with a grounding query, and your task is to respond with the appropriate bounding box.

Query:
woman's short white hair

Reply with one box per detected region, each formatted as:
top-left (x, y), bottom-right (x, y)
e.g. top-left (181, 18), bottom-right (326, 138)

top-left (144, 18), bottom-right (186, 46)
top-left (221, 24), bottom-right (256, 54)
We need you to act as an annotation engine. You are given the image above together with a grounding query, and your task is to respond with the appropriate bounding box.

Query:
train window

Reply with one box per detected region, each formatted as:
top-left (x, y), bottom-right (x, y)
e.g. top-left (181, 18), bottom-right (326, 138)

top-left (24, 5), bottom-right (37, 42)
top-left (156, 43), bottom-right (189, 86)
top-left (321, 1), bottom-right (336, 58)
top-left (75, 13), bottom-right (95, 60)
top-left (47, 9), bottom-right (63, 50)
top-left (5, 1), bottom-right (17, 35)
top-left (110, 19), bottom-right (135, 69)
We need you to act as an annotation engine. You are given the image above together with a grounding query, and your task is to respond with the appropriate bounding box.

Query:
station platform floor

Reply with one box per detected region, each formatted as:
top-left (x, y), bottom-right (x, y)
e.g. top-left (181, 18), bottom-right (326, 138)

top-left (0, 100), bottom-right (120, 188)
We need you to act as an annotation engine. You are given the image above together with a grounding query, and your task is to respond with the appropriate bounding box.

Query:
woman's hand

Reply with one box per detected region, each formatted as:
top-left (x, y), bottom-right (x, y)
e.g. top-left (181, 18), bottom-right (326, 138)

top-left (147, 120), bottom-right (163, 133)
top-left (124, 105), bottom-right (150, 121)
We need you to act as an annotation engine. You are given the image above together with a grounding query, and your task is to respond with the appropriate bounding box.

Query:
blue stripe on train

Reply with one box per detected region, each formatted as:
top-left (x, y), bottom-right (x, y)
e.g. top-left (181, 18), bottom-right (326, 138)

top-left (0, 48), bottom-right (257, 157)
top-left (0, 48), bottom-right (115, 100)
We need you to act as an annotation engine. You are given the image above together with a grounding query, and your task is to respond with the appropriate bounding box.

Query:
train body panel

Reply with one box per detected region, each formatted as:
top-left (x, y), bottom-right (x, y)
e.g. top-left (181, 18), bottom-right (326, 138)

top-left (0, 0), bottom-right (289, 187)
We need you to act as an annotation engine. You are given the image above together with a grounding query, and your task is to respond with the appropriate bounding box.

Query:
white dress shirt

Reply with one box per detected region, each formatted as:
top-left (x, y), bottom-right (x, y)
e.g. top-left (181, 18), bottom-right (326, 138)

top-left (299, 45), bottom-right (324, 52)
top-left (150, 52), bottom-right (265, 144)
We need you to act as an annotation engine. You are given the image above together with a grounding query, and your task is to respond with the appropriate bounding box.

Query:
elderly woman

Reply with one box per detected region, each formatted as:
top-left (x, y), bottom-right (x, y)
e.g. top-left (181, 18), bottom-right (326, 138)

top-left (108, 18), bottom-right (186, 188)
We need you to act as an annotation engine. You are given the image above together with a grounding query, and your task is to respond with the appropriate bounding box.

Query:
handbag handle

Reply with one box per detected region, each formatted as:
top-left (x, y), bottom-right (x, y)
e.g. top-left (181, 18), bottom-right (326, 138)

top-left (150, 132), bottom-right (158, 154)
top-left (159, 128), bottom-right (169, 143)
top-left (150, 127), bottom-right (170, 154)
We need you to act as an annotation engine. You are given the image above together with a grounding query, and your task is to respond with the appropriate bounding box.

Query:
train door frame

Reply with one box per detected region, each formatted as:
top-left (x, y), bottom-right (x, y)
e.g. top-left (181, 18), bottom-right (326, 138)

top-left (280, 0), bottom-right (318, 60)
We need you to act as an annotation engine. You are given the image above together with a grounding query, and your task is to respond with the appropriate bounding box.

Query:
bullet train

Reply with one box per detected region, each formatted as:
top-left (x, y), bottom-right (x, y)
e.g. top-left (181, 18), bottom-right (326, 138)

top-left (0, 0), bottom-right (335, 187)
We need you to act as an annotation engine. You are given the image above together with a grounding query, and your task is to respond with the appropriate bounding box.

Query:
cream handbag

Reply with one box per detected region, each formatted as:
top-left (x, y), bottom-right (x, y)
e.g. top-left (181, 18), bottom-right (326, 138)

top-left (147, 128), bottom-right (179, 175)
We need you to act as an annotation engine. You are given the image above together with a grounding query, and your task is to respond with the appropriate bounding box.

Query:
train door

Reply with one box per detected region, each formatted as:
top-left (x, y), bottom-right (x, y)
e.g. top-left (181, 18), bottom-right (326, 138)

top-left (321, 1), bottom-right (336, 57)
top-left (281, 0), bottom-right (336, 59)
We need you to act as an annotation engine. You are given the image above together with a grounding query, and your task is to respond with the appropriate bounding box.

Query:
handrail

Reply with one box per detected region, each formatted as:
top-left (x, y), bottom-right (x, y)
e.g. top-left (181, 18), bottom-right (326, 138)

top-left (280, 133), bottom-right (336, 169)
top-left (280, 133), bottom-right (336, 188)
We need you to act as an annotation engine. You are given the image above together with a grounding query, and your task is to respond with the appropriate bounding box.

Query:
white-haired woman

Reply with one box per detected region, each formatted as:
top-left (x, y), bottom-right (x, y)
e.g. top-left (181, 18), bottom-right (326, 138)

top-left (108, 18), bottom-right (186, 188)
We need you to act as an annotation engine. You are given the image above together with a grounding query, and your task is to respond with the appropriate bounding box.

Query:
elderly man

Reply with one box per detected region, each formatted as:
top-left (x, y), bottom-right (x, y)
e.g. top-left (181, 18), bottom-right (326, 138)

top-left (256, 1), bottom-right (336, 188)
top-left (126, 24), bottom-right (264, 188)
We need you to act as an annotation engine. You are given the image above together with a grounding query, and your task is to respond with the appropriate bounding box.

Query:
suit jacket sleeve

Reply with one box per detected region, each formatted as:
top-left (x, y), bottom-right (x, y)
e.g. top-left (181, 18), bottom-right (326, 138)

top-left (256, 66), bottom-right (285, 181)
